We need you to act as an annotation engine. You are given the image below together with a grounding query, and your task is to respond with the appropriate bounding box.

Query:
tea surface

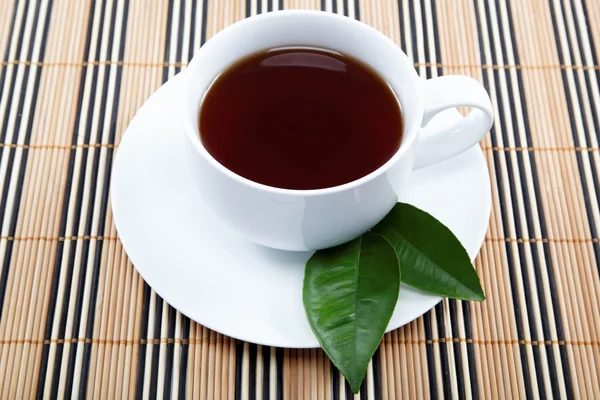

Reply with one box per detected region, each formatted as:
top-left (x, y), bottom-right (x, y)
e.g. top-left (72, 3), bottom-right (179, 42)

top-left (199, 47), bottom-right (403, 190)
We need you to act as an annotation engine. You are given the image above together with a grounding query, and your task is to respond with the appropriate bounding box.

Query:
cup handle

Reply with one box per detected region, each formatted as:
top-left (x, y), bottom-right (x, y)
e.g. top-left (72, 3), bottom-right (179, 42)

top-left (413, 76), bottom-right (494, 169)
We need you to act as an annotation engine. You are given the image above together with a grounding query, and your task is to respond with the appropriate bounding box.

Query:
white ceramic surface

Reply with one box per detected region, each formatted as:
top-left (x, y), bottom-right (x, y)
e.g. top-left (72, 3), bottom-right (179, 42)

top-left (111, 72), bottom-right (492, 348)
top-left (181, 10), bottom-right (494, 251)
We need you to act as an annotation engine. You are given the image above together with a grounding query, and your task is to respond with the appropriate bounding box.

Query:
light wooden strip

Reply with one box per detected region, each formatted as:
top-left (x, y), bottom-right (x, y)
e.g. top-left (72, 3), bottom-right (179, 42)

top-left (475, 245), bottom-right (494, 399)
top-left (406, 323), bottom-right (419, 399)
top-left (416, 318), bottom-right (430, 399)
top-left (228, 336), bottom-right (237, 399)
top-left (307, 348), bottom-right (315, 400)
top-left (206, 329), bottom-right (216, 400)
top-left (394, 311), bottom-right (407, 397)
top-left (284, 0), bottom-right (318, 11)
top-left (209, 331), bottom-right (221, 399)
top-left (324, 348), bottom-right (332, 400)
top-left (200, 326), bottom-right (211, 400)
top-left (141, 289), bottom-right (157, 399)
top-left (298, 349), bottom-right (306, 399)
top-left (269, 347), bottom-right (276, 399)
top-left (215, 332), bottom-right (224, 400)
top-left (171, 312), bottom-right (183, 399)
top-left (379, 333), bottom-right (390, 399)
top-left (190, 323), bottom-right (201, 399)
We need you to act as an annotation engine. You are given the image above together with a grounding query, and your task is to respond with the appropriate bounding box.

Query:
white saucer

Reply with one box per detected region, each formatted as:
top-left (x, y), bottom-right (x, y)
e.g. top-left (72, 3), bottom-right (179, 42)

top-left (111, 72), bottom-right (491, 348)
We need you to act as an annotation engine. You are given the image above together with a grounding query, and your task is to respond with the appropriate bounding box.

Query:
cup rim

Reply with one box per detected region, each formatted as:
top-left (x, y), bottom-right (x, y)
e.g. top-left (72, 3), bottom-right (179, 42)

top-left (182, 10), bottom-right (423, 197)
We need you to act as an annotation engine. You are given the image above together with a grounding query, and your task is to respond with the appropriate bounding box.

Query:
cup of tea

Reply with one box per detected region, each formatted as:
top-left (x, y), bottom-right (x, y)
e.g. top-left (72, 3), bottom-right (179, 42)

top-left (181, 10), bottom-right (493, 251)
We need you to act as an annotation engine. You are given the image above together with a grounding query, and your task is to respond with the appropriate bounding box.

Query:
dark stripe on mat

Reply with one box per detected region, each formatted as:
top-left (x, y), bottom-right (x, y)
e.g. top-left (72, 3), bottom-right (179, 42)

top-left (149, 296), bottom-right (165, 398)
top-left (372, 346), bottom-right (382, 400)
top-left (234, 340), bottom-right (244, 400)
top-left (331, 361), bottom-right (339, 400)
top-left (163, 307), bottom-right (177, 399)
top-left (134, 283), bottom-right (152, 398)
top-left (177, 315), bottom-right (191, 399)
top-left (248, 343), bottom-right (257, 400)
top-left (261, 345), bottom-right (271, 399)
top-left (423, 315), bottom-right (438, 399)
top-left (276, 347), bottom-right (284, 400)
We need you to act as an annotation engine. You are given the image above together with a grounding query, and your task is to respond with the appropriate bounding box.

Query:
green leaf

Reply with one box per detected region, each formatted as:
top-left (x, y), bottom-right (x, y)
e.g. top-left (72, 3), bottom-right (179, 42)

top-left (371, 202), bottom-right (485, 301)
top-left (303, 233), bottom-right (400, 394)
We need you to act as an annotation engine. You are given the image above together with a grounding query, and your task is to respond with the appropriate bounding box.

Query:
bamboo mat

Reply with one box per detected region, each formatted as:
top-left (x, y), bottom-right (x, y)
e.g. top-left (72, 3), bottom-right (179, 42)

top-left (0, 0), bottom-right (599, 398)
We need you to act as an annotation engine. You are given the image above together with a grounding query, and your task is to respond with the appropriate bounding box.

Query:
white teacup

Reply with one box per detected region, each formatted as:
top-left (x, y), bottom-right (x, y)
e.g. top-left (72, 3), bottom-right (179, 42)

top-left (181, 10), bottom-right (493, 251)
